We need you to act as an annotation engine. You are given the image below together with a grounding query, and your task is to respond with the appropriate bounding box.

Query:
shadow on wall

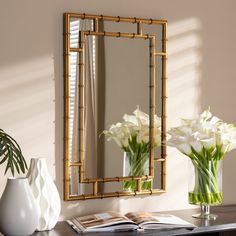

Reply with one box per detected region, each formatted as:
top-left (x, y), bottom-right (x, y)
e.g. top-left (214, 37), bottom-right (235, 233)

top-left (0, 55), bottom-right (55, 190)
top-left (168, 17), bottom-right (202, 123)
top-left (167, 17), bottom-right (202, 207)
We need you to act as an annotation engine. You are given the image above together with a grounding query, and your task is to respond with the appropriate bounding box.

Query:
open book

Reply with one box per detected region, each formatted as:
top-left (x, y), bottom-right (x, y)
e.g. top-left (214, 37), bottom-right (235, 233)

top-left (67, 211), bottom-right (196, 233)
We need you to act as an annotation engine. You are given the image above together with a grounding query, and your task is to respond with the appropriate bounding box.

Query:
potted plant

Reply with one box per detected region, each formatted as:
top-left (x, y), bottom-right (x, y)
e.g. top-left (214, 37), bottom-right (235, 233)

top-left (0, 128), bottom-right (39, 236)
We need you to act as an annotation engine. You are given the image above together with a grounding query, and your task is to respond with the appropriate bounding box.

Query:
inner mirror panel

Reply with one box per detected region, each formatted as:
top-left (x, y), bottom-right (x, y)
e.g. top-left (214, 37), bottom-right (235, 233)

top-left (84, 35), bottom-right (149, 179)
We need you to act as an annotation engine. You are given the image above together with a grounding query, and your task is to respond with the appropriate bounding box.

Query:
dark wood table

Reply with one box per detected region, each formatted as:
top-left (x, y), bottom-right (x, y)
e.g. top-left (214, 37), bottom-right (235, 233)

top-left (31, 206), bottom-right (236, 236)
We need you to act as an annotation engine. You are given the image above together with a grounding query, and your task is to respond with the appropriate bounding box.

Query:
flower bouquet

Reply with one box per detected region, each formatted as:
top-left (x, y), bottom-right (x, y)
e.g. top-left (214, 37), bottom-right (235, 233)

top-left (168, 109), bottom-right (236, 219)
top-left (103, 107), bottom-right (161, 191)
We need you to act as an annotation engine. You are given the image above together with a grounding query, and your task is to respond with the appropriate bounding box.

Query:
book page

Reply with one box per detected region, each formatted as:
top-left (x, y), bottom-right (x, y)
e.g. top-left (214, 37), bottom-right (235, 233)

top-left (125, 212), bottom-right (160, 225)
top-left (71, 211), bottom-right (135, 230)
top-left (125, 212), bottom-right (194, 229)
top-left (148, 213), bottom-right (194, 226)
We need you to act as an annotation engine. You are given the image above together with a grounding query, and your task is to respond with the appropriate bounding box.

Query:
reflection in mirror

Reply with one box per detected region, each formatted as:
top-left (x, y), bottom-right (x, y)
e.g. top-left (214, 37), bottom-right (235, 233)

top-left (69, 166), bottom-right (94, 196)
top-left (69, 161), bottom-right (163, 196)
top-left (67, 18), bottom-right (94, 195)
top-left (101, 21), bottom-right (163, 118)
top-left (84, 35), bottom-right (150, 180)
top-left (103, 21), bottom-right (137, 34)
top-left (155, 56), bottom-right (163, 118)
top-left (72, 34), bottom-right (151, 195)
top-left (143, 24), bottom-right (163, 52)
top-left (69, 18), bottom-right (94, 48)
top-left (64, 13), bottom-right (167, 200)
top-left (153, 161), bottom-right (162, 189)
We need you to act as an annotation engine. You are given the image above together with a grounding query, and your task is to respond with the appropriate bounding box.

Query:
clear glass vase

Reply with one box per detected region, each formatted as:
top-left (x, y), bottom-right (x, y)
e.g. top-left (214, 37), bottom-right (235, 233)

top-left (123, 151), bottom-right (152, 191)
top-left (188, 159), bottom-right (223, 219)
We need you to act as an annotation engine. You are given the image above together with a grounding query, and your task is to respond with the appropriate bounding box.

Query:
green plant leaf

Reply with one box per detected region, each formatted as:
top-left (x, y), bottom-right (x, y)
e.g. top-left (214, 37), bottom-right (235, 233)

top-left (0, 129), bottom-right (27, 176)
top-left (12, 156), bottom-right (20, 174)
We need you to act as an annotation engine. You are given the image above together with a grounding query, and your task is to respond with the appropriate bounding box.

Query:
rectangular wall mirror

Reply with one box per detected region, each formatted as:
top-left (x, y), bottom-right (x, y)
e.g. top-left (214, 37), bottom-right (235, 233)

top-left (63, 13), bottom-right (167, 200)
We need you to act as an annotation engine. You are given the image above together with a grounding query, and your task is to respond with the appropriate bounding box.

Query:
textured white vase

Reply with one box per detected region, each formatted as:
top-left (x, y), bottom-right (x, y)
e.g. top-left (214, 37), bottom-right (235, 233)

top-left (27, 158), bottom-right (61, 231)
top-left (0, 177), bottom-right (39, 235)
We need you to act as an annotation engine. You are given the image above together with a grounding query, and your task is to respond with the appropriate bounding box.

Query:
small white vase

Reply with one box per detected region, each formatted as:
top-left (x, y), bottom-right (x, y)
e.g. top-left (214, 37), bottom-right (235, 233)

top-left (0, 177), bottom-right (39, 235)
top-left (27, 158), bottom-right (61, 231)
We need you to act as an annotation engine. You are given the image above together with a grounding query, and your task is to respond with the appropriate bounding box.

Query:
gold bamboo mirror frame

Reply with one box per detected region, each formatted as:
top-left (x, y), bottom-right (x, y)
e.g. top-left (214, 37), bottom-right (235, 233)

top-left (63, 13), bottom-right (167, 200)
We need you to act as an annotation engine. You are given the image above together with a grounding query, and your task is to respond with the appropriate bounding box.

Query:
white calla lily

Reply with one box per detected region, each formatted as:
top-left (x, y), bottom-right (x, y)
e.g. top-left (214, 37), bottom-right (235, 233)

top-left (103, 107), bottom-right (161, 152)
top-left (168, 108), bottom-right (236, 160)
top-left (190, 141), bottom-right (203, 153)
top-left (200, 137), bottom-right (216, 151)
top-left (178, 143), bottom-right (192, 155)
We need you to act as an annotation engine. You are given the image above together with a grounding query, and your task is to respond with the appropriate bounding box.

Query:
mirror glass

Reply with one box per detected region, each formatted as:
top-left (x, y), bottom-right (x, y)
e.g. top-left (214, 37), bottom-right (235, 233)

top-left (84, 35), bottom-right (150, 180)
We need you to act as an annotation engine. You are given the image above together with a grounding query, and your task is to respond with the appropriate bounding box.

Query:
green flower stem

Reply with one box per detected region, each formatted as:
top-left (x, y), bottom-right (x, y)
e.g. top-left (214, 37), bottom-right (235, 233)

top-left (190, 149), bottom-right (222, 194)
top-left (123, 150), bottom-right (152, 191)
top-left (189, 157), bottom-right (222, 205)
top-left (191, 159), bottom-right (218, 193)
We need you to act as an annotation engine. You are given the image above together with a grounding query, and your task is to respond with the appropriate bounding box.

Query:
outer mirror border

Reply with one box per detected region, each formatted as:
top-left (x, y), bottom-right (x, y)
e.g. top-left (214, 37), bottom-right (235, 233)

top-left (63, 13), bottom-right (167, 200)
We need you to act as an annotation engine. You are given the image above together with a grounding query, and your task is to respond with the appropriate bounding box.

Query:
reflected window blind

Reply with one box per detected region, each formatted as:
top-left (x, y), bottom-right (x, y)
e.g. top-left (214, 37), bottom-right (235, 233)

top-left (68, 19), bottom-right (95, 160)
top-left (69, 19), bottom-right (80, 159)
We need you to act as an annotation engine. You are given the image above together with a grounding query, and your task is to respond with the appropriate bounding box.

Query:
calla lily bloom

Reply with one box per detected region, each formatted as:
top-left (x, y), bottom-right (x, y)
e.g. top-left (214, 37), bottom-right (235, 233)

top-left (168, 108), bottom-right (236, 159)
top-left (103, 107), bottom-right (161, 150)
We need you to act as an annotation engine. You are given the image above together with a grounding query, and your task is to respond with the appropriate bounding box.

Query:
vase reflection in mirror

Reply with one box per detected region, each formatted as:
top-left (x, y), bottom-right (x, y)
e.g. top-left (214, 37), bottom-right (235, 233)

top-left (0, 177), bottom-right (39, 235)
top-left (123, 151), bottom-right (152, 191)
top-left (27, 158), bottom-right (61, 231)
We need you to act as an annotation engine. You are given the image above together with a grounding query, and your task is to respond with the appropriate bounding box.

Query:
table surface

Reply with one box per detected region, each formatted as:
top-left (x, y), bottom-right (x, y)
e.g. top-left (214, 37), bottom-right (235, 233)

top-left (30, 206), bottom-right (236, 235)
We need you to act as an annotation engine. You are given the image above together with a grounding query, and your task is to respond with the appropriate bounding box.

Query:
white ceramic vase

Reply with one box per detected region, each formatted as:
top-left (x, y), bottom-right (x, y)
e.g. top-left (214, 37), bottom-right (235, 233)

top-left (0, 177), bottom-right (39, 235)
top-left (27, 158), bottom-right (61, 231)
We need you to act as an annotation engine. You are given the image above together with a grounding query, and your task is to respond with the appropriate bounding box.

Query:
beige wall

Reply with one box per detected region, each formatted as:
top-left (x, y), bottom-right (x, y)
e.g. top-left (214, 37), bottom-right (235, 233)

top-left (1, 0), bottom-right (236, 220)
